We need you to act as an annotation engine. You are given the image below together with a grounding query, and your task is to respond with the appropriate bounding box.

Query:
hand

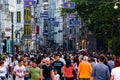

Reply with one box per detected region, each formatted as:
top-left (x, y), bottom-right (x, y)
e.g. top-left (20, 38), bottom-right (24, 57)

top-left (17, 75), bottom-right (21, 78)
top-left (18, 75), bottom-right (24, 78)
top-left (62, 74), bottom-right (65, 77)
top-left (77, 75), bottom-right (79, 79)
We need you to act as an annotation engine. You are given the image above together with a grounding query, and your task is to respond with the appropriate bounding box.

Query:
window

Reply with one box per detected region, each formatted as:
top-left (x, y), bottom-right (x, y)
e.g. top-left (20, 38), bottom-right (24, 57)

top-left (35, 18), bottom-right (37, 23)
top-left (17, 0), bottom-right (21, 4)
top-left (43, 0), bottom-right (48, 3)
top-left (17, 12), bottom-right (21, 23)
top-left (70, 29), bottom-right (72, 34)
top-left (37, 0), bottom-right (39, 4)
top-left (44, 4), bottom-right (48, 10)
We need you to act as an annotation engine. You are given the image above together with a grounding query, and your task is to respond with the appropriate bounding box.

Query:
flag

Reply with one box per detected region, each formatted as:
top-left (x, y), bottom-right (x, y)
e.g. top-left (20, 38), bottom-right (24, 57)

top-left (24, 0), bottom-right (36, 6)
top-left (63, 2), bottom-right (75, 9)
top-left (48, 18), bottom-right (55, 21)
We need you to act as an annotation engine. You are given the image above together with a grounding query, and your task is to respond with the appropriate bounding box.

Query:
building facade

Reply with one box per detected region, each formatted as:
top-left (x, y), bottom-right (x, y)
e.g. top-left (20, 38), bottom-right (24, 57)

top-left (34, 0), bottom-right (49, 49)
top-left (0, 0), bottom-right (11, 53)
top-left (48, 0), bottom-right (63, 49)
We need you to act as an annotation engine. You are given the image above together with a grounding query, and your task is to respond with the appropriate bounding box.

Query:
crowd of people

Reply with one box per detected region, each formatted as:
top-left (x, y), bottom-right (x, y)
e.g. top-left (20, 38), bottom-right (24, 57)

top-left (0, 49), bottom-right (119, 80)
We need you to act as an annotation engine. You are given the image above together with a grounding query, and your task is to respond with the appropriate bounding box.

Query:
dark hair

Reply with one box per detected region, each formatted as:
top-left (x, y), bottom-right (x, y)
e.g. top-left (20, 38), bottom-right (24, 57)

top-left (114, 59), bottom-right (120, 67)
top-left (0, 61), bottom-right (4, 66)
top-left (54, 69), bottom-right (58, 72)
top-left (65, 59), bottom-right (72, 67)
top-left (28, 61), bottom-right (32, 65)
top-left (33, 61), bottom-right (38, 64)
top-left (18, 59), bottom-right (23, 63)
top-left (98, 55), bottom-right (106, 62)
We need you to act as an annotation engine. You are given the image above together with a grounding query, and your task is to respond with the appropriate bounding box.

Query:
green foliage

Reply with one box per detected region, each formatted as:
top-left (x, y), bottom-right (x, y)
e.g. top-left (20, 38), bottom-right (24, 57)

top-left (108, 39), bottom-right (112, 49)
top-left (61, 0), bottom-right (120, 35)
top-left (112, 37), bottom-right (120, 56)
top-left (61, 0), bottom-right (120, 52)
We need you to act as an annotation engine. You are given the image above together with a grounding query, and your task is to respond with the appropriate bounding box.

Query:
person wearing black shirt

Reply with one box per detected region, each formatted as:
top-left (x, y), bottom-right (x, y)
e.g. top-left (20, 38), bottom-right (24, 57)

top-left (52, 54), bottom-right (64, 79)
top-left (42, 58), bottom-right (54, 80)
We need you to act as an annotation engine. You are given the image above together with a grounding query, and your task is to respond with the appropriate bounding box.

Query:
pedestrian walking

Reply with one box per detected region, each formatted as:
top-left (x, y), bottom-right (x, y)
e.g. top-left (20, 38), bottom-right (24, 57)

top-left (78, 56), bottom-right (92, 80)
top-left (29, 61), bottom-right (43, 80)
top-left (110, 59), bottom-right (120, 80)
top-left (53, 69), bottom-right (60, 80)
top-left (12, 56), bottom-right (18, 80)
top-left (52, 54), bottom-right (64, 79)
top-left (24, 61), bottom-right (30, 80)
top-left (42, 58), bottom-right (54, 80)
top-left (91, 55), bottom-right (110, 80)
top-left (108, 56), bottom-right (114, 73)
top-left (0, 61), bottom-right (7, 80)
top-left (63, 59), bottom-right (75, 80)
top-left (13, 59), bottom-right (26, 80)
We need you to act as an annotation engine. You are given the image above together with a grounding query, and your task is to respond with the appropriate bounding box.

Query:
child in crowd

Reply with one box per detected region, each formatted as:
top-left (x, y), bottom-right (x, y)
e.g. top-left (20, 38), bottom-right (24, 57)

top-left (53, 69), bottom-right (60, 80)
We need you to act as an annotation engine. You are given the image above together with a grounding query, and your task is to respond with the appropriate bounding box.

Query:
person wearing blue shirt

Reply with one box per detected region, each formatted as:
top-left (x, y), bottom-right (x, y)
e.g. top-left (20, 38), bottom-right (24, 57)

top-left (91, 55), bottom-right (110, 80)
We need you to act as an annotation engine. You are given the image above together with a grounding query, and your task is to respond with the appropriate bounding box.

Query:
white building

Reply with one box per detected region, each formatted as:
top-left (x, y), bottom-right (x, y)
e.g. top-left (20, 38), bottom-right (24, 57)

top-left (9, 0), bottom-right (24, 35)
top-left (0, 0), bottom-right (11, 53)
top-left (8, 0), bottom-right (25, 52)
top-left (0, 0), bottom-right (11, 38)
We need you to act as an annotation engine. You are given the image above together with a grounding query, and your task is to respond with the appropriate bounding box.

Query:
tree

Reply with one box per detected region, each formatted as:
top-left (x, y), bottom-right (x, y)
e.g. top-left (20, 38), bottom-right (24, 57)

top-left (112, 37), bottom-right (120, 56)
top-left (62, 0), bottom-right (120, 52)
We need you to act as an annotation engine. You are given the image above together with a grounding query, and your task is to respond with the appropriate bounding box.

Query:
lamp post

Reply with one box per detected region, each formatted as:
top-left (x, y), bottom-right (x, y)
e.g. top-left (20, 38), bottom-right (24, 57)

top-left (11, 12), bottom-right (14, 55)
top-left (114, 1), bottom-right (120, 37)
top-left (114, 2), bottom-right (120, 10)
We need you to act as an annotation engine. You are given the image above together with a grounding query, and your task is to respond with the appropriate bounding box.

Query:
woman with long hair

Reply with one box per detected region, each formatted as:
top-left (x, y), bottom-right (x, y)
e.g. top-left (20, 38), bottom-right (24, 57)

top-left (110, 59), bottom-right (120, 80)
top-left (63, 59), bottom-right (75, 80)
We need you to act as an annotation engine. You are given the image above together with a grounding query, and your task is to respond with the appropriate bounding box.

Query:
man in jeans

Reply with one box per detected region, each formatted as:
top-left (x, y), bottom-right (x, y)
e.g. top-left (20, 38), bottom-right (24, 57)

top-left (91, 55), bottom-right (110, 80)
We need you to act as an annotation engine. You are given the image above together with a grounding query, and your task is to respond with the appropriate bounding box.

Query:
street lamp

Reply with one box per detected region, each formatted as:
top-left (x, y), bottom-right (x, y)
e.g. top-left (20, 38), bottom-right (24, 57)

top-left (114, 2), bottom-right (120, 10)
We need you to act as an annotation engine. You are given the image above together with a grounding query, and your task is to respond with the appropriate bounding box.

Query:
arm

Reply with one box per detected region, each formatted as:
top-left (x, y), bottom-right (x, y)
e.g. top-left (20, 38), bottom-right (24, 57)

top-left (13, 71), bottom-right (20, 77)
top-left (106, 68), bottom-right (110, 80)
top-left (89, 64), bottom-right (92, 73)
top-left (13, 67), bottom-right (20, 77)
top-left (77, 64), bottom-right (80, 78)
top-left (90, 77), bottom-right (94, 80)
top-left (40, 69), bottom-right (43, 80)
top-left (50, 70), bottom-right (55, 79)
top-left (110, 69), bottom-right (114, 80)
top-left (90, 66), bottom-right (96, 80)
top-left (20, 67), bottom-right (26, 78)
top-left (62, 66), bottom-right (65, 77)
top-left (110, 75), bottom-right (114, 80)
top-left (23, 67), bottom-right (26, 77)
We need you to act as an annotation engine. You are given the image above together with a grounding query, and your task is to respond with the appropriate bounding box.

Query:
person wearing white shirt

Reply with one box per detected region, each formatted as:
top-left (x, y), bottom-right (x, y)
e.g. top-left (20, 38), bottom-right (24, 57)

top-left (13, 59), bottom-right (26, 80)
top-left (110, 59), bottom-right (120, 80)
top-left (0, 61), bottom-right (7, 80)
top-left (54, 69), bottom-right (60, 80)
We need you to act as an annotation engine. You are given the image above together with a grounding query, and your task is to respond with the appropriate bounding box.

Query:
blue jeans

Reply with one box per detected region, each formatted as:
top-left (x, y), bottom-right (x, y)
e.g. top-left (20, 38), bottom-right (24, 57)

top-left (0, 77), bottom-right (5, 80)
top-left (44, 78), bottom-right (52, 80)
top-left (25, 77), bottom-right (30, 80)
